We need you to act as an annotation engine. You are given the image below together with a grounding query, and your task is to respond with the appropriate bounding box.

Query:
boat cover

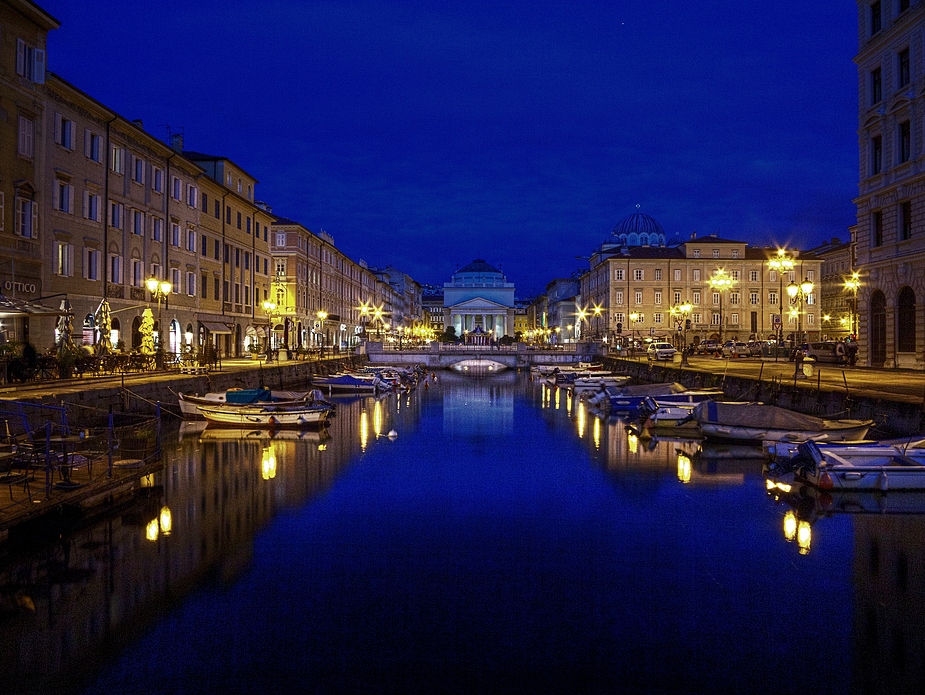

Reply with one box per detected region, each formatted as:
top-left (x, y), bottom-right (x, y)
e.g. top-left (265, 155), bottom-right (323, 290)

top-left (693, 401), bottom-right (836, 430)
top-left (614, 382), bottom-right (689, 397)
top-left (225, 388), bottom-right (274, 404)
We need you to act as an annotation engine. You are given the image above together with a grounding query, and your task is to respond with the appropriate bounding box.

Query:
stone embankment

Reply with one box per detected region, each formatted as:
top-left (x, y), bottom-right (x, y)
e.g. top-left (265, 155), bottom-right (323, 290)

top-left (605, 357), bottom-right (925, 438)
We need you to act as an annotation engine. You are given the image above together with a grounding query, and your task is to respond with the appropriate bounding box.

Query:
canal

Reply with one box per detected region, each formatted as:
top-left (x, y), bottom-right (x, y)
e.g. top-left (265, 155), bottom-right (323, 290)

top-left (2, 369), bottom-right (916, 693)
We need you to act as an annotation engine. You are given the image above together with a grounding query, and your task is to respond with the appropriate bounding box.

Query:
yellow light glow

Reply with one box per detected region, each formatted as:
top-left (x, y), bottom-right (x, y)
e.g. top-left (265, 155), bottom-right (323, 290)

top-left (146, 519), bottom-right (159, 542)
top-left (360, 411), bottom-right (369, 451)
top-left (797, 521), bottom-right (812, 555)
top-left (261, 447), bottom-right (277, 480)
top-left (783, 510), bottom-right (797, 542)
top-left (628, 432), bottom-right (638, 454)
top-left (159, 506), bottom-right (172, 536)
top-left (677, 452), bottom-right (692, 483)
top-left (577, 401), bottom-right (586, 438)
top-left (373, 401), bottom-right (383, 437)
top-left (593, 417), bottom-right (601, 450)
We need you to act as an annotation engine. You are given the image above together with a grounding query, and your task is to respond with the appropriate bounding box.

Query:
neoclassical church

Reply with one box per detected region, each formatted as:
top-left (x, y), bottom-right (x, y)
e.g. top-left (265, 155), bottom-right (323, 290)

top-left (444, 260), bottom-right (516, 342)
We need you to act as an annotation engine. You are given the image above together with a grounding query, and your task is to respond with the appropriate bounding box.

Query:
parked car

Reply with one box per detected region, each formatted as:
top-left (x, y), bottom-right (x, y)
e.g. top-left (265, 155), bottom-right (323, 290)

top-left (801, 341), bottom-right (848, 364)
top-left (697, 340), bottom-right (721, 355)
top-left (745, 341), bottom-right (764, 357)
top-left (647, 342), bottom-right (678, 361)
top-left (721, 341), bottom-right (749, 358)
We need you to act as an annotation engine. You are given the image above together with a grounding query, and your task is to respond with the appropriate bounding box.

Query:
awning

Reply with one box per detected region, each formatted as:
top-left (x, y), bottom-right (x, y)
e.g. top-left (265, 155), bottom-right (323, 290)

top-left (201, 321), bottom-right (232, 334)
top-left (0, 294), bottom-right (71, 318)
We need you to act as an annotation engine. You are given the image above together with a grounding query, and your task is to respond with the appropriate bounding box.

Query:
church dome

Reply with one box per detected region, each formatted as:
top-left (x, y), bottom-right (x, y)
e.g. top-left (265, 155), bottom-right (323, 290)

top-left (608, 212), bottom-right (667, 248)
top-left (457, 259), bottom-right (502, 275)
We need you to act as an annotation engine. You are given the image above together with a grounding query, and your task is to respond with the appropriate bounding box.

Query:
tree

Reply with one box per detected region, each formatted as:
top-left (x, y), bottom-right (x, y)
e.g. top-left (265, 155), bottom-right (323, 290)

top-left (441, 326), bottom-right (458, 343)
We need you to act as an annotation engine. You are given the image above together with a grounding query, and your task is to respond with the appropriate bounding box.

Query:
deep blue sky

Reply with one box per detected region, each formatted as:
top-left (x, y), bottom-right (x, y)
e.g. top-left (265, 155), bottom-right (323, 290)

top-left (39, 0), bottom-right (858, 296)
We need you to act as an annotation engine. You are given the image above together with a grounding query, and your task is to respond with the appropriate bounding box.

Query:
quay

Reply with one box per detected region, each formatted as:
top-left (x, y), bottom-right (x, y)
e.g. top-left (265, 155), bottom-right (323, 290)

top-left (0, 346), bottom-right (924, 542)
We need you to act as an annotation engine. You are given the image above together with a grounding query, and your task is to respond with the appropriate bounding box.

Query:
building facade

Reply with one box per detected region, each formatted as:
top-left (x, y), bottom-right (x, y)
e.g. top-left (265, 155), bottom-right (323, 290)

top-left (444, 260), bottom-right (516, 340)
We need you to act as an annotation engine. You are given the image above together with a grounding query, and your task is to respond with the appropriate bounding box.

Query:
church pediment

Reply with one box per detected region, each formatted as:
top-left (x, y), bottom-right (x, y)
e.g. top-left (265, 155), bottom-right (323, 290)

top-left (447, 297), bottom-right (510, 311)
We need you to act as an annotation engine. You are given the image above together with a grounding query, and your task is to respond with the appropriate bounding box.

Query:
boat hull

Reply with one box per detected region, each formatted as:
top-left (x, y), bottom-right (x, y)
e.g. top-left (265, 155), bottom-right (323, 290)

top-left (197, 404), bottom-right (331, 428)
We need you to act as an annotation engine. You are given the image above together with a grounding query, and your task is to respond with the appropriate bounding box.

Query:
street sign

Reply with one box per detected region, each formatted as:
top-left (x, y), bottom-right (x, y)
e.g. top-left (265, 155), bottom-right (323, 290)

top-left (773, 315), bottom-right (781, 326)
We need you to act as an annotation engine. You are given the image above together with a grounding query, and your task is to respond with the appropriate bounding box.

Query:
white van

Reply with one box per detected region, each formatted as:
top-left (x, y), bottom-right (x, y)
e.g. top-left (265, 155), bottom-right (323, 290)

top-left (802, 342), bottom-right (847, 365)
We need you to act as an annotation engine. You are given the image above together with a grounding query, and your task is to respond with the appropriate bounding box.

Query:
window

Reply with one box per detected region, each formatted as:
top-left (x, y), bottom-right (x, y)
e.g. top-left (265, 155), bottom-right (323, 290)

top-left (236, 211), bottom-right (242, 229)
top-left (15, 196), bottom-right (36, 238)
top-left (53, 180), bottom-right (73, 213)
top-left (614, 312), bottom-right (625, 326)
top-left (201, 234), bottom-right (208, 256)
top-left (711, 312), bottom-right (720, 326)
top-left (749, 270), bottom-right (759, 282)
top-left (712, 249), bottom-right (720, 258)
top-left (692, 313), bottom-right (702, 324)
top-left (614, 290), bottom-right (624, 306)
top-left (654, 291), bottom-right (662, 305)
top-left (150, 263), bottom-right (162, 283)
top-left (653, 313), bottom-right (663, 324)
top-left (83, 191), bottom-right (100, 221)
top-left (898, 286), bottom-right (916, 351)
top-left (712, 292), bottom-right (720, 305)
top-left (109, 202), bottom-right (124, 229)
top-left (899, 48), bottom-right (911, 88)
top-left (186, 229), bottom-right (196, 252)
top-left (871, 135), bottom-right (882, 175)
top-left (132, 156), bottom-right (145, 184)
top-left (54, 113), bottom-right (75, 149)
top-left (83, 247), bottom-right (100, 280)
top-left (871, 68), bottom-right (882, 105)
top-left (692, 291), bottom-right (701, 304)
top-left (730, 313), bottom-right (739, 325)
top-left (226, 206), bottom-right (232, 224)
top-left (85, 130), bottom-right (101, 163)
top-left (749, 292), bottom-right (759, 305)
top-left (731, 270), bottom-right (740, 281)
top-left (899, 121), bottom-right (911, 163)
top-left (151, 167), bottom-right (163, 193)
top-left (54, 241), bottom-right (73, 276)
top-left (171, 222), bottom-right (181, 247)
top-left (673, 269), bottom-right (682, 282)
top-left (201, 192), bottom-right (209, 213)
top-left (17, 116), bottom-right (33, 157)
top-left (870, 210), bottom-right (883, 246)
top-left (132, 259), bottom-right (143, 287)
top-left (246, 217), bottom-right (251, 234)
top-left (152, 217), bottom-right (164, 242)
top-left (214, 200), bottom-right (220, 219)
top-left (235, 248), bottom-right (240, 267)
top-left (901, 201), bottom-right (912, 240)
top-left (693, 269), bottom-right (701, 282)
top-left (654, 269), bottom-right (662, 281)
top-left (730, 292), bottom-right (740, 305)
top-left (170, 267), bottom-right (181, 294)
top-left (633, 269), bottom-right (644, 281)
top-left (693, 249), bottom-right (700, 258)
top-left (276, 233), bottom-right (286, 247)
top-left (186, 272), bottom-right (196, 297)
top-left (109, 254), bottom-right (122, 284)
top-left (171, 177), bottom-right (182, 200)
top-left (673, 291), bottom-right (681, 304)
top-left (244, 251), bottom-right (250, 270)
top-left (16, 38), bottom-right (45, 83)
top-left (186, 184), bottom-right (197, 208)
top-left (871, 1), bottom-right (881, 35)
top-left (111, 146), bottom-right (124, 174)
top-left (214, 239), bottom-right (220, 260)
top-left (132, 209), bottom-right (144, 236)
top-left (634, 291), bottom-right (643, 304)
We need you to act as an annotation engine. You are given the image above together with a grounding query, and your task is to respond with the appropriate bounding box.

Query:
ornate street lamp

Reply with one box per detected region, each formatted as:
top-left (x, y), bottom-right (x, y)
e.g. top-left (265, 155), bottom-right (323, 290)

top-left (768, 249), bottom-right (794, 359)
top-left (592, 305), bottom-right (603, 339)
top-left (671, 301), bottom-right (693, 367)
top-left (145, 276), bottom-right (172, 367)
top-left (844, 271), bottom-right (861, 340)
top-left (708, 269), bottom-right (734, 346)
top-left (318, 309), bottom-right (328, 358)
top-left (787, 277), bottom-right (814, 379)
top-left (262, 300), bottom-right (277, 359)
top-left (629, 311), bottom-right (640, 357)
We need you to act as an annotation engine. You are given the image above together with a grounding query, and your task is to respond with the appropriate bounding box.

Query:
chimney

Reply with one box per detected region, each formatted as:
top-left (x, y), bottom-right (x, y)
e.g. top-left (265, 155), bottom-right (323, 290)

top-left (132, 119), bottom-right (144, 130)
top-left (170, 133), bottom-right (184, 153)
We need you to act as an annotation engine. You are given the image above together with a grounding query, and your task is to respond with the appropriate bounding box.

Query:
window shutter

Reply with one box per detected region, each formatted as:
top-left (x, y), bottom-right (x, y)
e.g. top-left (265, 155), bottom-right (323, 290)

top-left (54, 113), bottom-right (61, 145)
top-left (82, 191), bottom-right (89, 218)
top-left (33, 49), bottom-right (45, 84)
top-left (84, 129), bottom-right (91, 158)
top-left (16, 39), bottom-right (24, 76)
top-left (52, 183), bottom-right (59, 210)
top-left (68, 186), bottom-right (74, 213)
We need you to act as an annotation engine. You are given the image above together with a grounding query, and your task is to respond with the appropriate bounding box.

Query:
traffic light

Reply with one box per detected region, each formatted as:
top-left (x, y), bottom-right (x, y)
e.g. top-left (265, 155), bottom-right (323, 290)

top-left (616, 322), bottom-right (622, 334)
top-left (685, 319), bottom-right (691, 330)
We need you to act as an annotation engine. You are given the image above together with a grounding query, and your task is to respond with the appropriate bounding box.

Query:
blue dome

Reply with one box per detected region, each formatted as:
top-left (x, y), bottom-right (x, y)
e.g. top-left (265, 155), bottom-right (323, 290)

top-left (609, 212), bottom-right (667, 247)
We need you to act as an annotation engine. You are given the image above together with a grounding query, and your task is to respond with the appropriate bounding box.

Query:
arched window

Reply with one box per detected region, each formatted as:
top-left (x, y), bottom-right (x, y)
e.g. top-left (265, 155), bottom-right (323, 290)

top-left (870, 290), bottom-right (887, 366)
top-left (897, 286), bottom-right (916, 352)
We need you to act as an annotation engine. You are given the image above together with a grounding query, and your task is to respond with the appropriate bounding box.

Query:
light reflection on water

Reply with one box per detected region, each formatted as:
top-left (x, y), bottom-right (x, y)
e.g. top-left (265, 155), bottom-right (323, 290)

top-left (1, 372), bottom-right (918, 693)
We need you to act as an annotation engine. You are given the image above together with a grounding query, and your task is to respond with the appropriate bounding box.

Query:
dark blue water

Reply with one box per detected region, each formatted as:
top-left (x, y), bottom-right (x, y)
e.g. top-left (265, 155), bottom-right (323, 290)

top-left (5, 372), bottom-right (878, 694)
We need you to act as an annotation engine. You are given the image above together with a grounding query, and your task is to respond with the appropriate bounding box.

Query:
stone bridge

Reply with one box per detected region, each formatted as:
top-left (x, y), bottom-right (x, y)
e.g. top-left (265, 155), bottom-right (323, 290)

top-left (361, 341), bottom-right (606, 370)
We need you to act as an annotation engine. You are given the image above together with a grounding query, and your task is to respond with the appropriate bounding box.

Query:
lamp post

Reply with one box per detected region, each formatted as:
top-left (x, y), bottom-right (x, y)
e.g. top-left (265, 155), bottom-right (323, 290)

top-left (629, 311), bottom-right (640, 358)
top-left (708, 269), bottom-right (734, 346)
top-left (262, 300), bottom-right (277, 359)
top-left (592, 305), bottom-right (603, 339)
top-left (145, 276), bottom-right (172, 368)
top-left (787, 277), bottom-right (814, 379)
top-left (844, 271), bottom-right (861, 340)
top-left (672, 301), bottom-right (693, 367)
top-left (317, 310), bottom-right (328, 358)
top-left (768, 249), bottom-right (794, 360)
top-left (576, 307), bottom-right (587, 342)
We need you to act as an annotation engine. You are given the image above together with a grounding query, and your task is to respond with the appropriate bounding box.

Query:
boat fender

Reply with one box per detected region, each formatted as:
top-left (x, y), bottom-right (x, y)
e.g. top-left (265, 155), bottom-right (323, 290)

top-left (878, 471), bottom-right (888, 492)
top-left (818, 471), bottom-right (834, 490)
top-left (388, 429), bottom-right (398, 439)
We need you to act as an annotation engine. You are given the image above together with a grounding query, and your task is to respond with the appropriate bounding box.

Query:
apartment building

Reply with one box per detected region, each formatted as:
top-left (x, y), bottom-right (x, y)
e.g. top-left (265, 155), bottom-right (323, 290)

top-left (854, 0), bottom-right (925, 368)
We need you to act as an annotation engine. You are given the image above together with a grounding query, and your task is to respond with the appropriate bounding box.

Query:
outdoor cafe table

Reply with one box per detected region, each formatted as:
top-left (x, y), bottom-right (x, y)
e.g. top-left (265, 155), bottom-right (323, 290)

top-left (47, 434), bottom-right (85, 490)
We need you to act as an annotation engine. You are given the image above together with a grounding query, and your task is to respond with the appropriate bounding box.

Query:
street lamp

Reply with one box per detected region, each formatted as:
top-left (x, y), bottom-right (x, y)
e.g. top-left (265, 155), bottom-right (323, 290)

top-left (768, 249), bottom-right (794, 359)
top-left (787, 277), bottom-right (814, 379)
top-left (262, 300), bottom-right (277, 359)
top-left (317, 310), bottom-right (328, 358)
top-left (145, 276), bottom-right (172, 366)
top-left (708, 269), bottom-right (734, 345)
top-left (576, 307), bottom-right (588, 342)
top-left (629, 311), bottom-right (640, 357)
top-left (844, 271), bottom-right (861, 339)
top-left (592, 305), bottom-right (603, 339)
top-left (671, 301), bottom-right (693, 367)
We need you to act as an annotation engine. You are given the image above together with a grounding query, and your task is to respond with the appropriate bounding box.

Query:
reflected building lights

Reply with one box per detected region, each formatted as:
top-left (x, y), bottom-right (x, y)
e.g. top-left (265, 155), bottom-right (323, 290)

top-left (627, 431), bottom-right (639, 454)
top-left (360, 411), bottom-right (369, 451)
top-left (146, 505), bottom-right (173, 542)
top-left (593, 417), bottom-right (601, 450)
top-left (373, 401), bottom-right (383, 438)
top-left (576, 401), bottom-right (586, 439)
top-left (783, 510), bottom-right (797, 542)
top-left (797, 521), bottom-right (812, 555)
top-left (677, 452), bottom-right (692, 483)
top-left (261, 446), bottom-right (277, 480)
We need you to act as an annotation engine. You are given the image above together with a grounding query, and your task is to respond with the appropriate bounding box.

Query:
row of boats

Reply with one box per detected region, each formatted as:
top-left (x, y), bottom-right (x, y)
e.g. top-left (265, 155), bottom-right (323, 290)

top-left (539, 364), bottom-right (925, 493)
top-left (175, 365), bottom-right (427, 428)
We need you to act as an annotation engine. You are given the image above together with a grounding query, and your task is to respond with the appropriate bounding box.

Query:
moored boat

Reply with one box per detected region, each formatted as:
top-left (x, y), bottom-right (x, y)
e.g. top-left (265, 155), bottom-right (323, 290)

top-left (197, 402), bottom-right (332, 428)
top-left (312, 373), bottom-right (385, 392)
top-left (176, 387), bottom-right (320, 419)
top-left (608, 382), bottom-right (723, 416)
top-left (693, 401), bottom-right (874, 443)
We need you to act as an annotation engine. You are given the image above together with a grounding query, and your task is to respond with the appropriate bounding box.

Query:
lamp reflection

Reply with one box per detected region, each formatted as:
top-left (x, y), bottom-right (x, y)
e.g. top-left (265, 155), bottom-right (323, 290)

top-left (627, 431), bottom-right (638, 455)
top-left (146, 505), bottom-right (172, 542)
top-left (783, 510), bottom-right (797, 542)
top-left (374, 401), bottom-right (383, 437)
top-left (677, 451), bottom-right (692, 483)
top-left (576, 401), bottom-right (586, 439)
top-left (360, 411), bottom-right (369, 451)
top-left (261, 446), bottom-right (277, 480)
top-left (797, 521), bottom-right (812, 555)
top-left (593, 417), bottom-right (601, 450)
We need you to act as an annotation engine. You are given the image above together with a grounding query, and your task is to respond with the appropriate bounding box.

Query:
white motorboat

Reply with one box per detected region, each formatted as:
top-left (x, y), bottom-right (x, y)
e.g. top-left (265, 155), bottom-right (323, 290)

top-left (197, 403), bottom-right (332, 428)
top-left (641, 400), bottom-right (700, 435)
top-left (312, 373), bottom-right (385, 392)
top-left (692, 401), bottom-right (874, 443)
top-left (176, 387), bottom-right (320, 419)
top-left (770, 439), bottom-right (925, 491)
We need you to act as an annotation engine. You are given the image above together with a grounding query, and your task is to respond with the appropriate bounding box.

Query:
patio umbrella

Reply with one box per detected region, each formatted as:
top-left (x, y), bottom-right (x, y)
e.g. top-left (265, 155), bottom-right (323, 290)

top-left (95, 299), bottom-right (113, 354)
top-left (56, 299), bottom-right (75, 352)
